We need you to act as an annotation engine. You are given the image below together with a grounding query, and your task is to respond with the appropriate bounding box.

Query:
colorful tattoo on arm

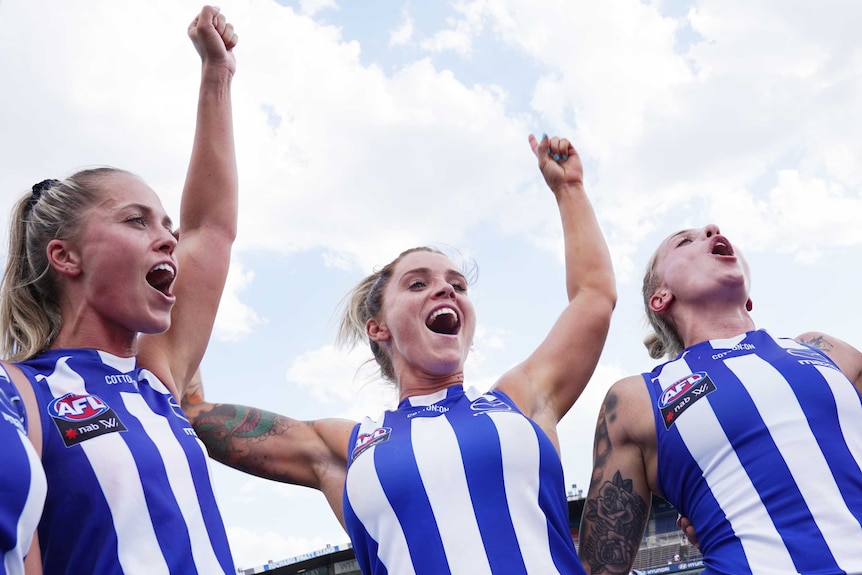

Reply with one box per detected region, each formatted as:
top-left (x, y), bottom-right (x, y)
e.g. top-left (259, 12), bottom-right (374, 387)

top-left (189, 403), bottom-right (287, 467)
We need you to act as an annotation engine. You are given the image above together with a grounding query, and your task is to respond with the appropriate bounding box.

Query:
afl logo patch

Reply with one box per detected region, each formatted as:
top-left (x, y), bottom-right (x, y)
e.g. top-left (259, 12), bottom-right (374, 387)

top-left (658, 372), bottom-right (716, 429)
top-left (49, 393), bottom-right (109, 421)
top-left (659, 372), bottom-right (706, 408)
top-left (48, 393), bottom-right (127, 447)
top-left (350, 427), bottom-right (391, 463)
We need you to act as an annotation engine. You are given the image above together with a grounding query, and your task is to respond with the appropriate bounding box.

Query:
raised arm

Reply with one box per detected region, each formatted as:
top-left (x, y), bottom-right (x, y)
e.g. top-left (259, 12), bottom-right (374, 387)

top-left (496, 134), bottom-right (616, 431)
top-left (796, 331), bottom-right (862, 396)
top-left (181, 370), bottom-right (355, 524)
top-left (580, 376), bottom-right (654, 575)
top-left (140, 5), bottom-right (239, 396)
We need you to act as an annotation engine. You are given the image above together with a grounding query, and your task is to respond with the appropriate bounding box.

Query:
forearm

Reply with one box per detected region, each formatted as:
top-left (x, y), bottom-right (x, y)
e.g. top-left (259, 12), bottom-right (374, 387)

top-left (181, 62), bottom-right (237, 237)
top-left (580, 390), bottom-right (651, 574)
top-left (580, 476), bottom-right (649, 575)
top-left (554, 183), bottom-right (615, 305)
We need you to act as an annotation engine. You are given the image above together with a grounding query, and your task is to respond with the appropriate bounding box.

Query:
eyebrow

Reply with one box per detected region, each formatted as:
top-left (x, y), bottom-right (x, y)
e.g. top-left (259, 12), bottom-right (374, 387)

top-left (400, 267), bottom-right (467, 282)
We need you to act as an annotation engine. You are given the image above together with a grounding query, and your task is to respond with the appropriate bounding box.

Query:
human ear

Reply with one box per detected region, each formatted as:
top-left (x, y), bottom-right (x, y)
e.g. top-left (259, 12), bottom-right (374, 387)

top-left (366, 318), bottom-right (390, 343)
top-left (46, 239), bottom-right (82, 277)
top-left (649, 290), bottom-right (673, 314)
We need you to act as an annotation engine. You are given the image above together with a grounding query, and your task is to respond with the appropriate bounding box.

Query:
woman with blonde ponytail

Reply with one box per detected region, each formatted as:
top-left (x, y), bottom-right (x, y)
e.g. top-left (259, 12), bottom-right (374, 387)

top-left (182, 134), bottom-right (616, 575)
top-left (0, 6), bottom-right (241, 573)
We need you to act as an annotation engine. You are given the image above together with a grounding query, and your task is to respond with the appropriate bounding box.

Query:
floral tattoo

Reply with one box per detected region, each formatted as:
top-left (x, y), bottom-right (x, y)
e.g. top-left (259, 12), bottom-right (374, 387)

top-left (582, 471), bottom-right (649, 574)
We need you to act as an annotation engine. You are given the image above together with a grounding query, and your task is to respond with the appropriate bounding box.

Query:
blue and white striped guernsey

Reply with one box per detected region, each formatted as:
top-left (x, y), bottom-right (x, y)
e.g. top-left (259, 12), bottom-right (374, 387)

top-left (19, 348), bottom-right (234, 575)
top-left (0, 367), bottom-right (45, 575)
top-left (343, 384), bottom-right (585, 575)
top-left (645, 330), bottom-right (862, 575)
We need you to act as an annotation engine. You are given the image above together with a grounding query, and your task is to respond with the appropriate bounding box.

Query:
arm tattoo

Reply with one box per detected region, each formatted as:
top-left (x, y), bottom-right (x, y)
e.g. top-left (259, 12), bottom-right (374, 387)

top-left (798, 334), bottom-right (833, 353)
top-left (591, 394), bottom-right (615, 486)
top-left (582, 471), bottom-right (649, 574)
top-left (582, 393), bottom-right (649, 574)
top-left (190, 403), bottom-right (286, 465)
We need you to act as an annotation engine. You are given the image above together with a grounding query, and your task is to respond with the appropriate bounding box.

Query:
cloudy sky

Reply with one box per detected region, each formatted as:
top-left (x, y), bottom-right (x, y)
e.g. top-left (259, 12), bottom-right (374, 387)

top-left (3, 0), bottom-right (862, 569)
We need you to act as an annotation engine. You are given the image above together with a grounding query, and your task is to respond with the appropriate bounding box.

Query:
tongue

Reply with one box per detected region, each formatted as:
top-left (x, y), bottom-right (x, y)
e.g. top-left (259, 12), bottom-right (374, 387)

top-left (427, 313), bottom-right (458, 335)
top-left (146, 269), bottom-right (173, 295)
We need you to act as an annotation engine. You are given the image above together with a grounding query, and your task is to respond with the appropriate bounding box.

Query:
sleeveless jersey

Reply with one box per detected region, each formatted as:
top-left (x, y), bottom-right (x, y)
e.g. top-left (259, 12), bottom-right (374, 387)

top-left (644, 330), bottom-right (862, 575)
top-left (342, 384), bottom-right (584, 575)
top-left (0, 366), bottom-right (46, 575)
top-left (19, 348), bottom-right (234, 575)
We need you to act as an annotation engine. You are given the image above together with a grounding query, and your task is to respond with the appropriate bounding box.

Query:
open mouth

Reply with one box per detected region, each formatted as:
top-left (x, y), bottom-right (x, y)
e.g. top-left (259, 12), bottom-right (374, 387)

top-left (426, 307), bottom-right (460, 335)
top-left (711, 237), bottom-right (734, 256)
top-left (146, 263), bottom-right (176, 296)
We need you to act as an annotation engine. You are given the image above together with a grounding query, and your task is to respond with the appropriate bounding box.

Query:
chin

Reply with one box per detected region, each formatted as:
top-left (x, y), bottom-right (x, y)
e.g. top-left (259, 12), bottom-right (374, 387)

top-left (137, 317), bottom-right (172, 335)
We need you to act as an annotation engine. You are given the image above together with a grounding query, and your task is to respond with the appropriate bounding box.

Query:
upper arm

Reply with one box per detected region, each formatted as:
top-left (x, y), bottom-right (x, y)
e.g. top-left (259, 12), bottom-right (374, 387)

top-left (796, 331), bottom-right (862, 395)
top-left (579, 376), bottom-right (655, 575)
top-left (495, 291), bottom-right (615, 428)
top-left (183, 394), bottom-right (354, 522)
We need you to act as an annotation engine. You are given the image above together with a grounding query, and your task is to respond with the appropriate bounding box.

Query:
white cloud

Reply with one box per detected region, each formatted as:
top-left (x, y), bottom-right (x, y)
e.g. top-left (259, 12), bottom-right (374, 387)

top-left (286, 344), bottom-right (397, 416)
top-left (298, 0), bottom-right (338, 17)
top-left (214, 259), bottom-right (265, 341)
top-left (389, 10), bottom-right (415, 47)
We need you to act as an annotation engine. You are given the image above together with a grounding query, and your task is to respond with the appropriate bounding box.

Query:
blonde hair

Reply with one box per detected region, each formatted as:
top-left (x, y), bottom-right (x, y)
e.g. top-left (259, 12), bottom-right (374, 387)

top-left (0, 168), bottom-right (131, 361)
top-left (641, 245), bottom-right (684, 360)
top-left (337, 247), bottom-right (443, 382)
top-left (337, 246), bottom-right (479, 383)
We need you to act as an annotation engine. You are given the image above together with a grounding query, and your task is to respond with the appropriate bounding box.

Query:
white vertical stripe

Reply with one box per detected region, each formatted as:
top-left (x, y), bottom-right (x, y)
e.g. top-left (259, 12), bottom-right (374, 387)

top-left (727, 355), bottom-right (862, 569)
top-left (3, 431), bottom-right (46, 575)
top-left (43, 359), bottom-right (170, 575)
top-left (819, 365), bottom-right (862, 465)
top-left (345, 426), bottom-right (415, 575)
top-left (413, 415), bottom-right (492, 575)
top-left (659, 359), bottom-right (799, 573)
top-left (122, 392), bottom-right (224, 573)
top-left (491, 411), bottom-right (559, 574)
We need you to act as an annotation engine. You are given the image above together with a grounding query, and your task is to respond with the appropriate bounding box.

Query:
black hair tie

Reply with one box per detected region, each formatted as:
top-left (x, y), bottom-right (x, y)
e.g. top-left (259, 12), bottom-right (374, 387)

top-left (28, 179), bottom-right (60, 210)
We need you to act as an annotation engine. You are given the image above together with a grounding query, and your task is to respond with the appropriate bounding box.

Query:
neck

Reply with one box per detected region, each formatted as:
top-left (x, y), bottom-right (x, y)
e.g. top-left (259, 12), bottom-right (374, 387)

top-left (397, 371), bottom-right (465, 403)
top-left (673, 303), bottom-right (756, 351)
top-left (51, 321), bottom-right (138, 358)
top-left (53, 294), bottom-right (139, 357)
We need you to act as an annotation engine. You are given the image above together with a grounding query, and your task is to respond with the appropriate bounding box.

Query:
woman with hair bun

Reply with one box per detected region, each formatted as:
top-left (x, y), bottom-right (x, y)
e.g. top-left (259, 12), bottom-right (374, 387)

top-left (580, 224), bottom-right (862, 575)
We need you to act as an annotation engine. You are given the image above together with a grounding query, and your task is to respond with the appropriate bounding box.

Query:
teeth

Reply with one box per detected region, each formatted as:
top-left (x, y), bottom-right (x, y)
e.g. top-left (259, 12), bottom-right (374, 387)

top-left (429, 308), bottom-right (457, 322)
top-left (151, 263), bottom-right (175, 278)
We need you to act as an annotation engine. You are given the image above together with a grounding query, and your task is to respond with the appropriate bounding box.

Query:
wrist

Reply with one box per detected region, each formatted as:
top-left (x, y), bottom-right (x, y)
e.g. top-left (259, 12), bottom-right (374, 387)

top-left (552, 181), bottom-right (585, 199)
top-left (199, 60), bottom-right (235, 84)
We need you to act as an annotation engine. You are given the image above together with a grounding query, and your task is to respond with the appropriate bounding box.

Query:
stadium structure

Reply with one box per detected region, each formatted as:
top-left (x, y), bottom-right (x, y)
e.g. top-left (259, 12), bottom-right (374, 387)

top-left (236, 494), bottom-right (704, 575)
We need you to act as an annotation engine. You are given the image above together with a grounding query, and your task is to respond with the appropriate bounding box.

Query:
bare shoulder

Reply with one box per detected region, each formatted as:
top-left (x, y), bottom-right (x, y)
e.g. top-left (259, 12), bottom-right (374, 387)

top-left (594, 374), bottom-right (656, 452)
top-left (795, 331), bottom-right (839, 354)
top-left (796, 331), bottom-right (862, 393)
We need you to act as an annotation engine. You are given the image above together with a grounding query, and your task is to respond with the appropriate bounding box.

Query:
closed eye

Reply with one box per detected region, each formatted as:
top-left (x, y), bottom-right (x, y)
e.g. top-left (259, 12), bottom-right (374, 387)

top-left (452, 281), bottom-right (467, 293)
top-left (676, 238), bottom-right (692, 247)
top-left (126, 215), bottom-right (148, 227)
top-left (408, 280), bottom-right (427, 290)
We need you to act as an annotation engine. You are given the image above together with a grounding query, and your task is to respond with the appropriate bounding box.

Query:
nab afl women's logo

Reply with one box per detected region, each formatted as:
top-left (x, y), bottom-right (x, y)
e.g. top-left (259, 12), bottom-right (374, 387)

top-left (49, 393), bottom-right (109, 422)
top-left (660, 372), bottom-right (705, 408)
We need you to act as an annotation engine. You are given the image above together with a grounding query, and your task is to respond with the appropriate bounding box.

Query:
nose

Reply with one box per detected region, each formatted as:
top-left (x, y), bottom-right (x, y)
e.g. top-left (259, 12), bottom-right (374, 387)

top-left (701, 223), bottom-right (720, 239)
top-left (158, 227), bottom-right (178, 253)
top-left (433, 281), bottom-right (456, 299)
